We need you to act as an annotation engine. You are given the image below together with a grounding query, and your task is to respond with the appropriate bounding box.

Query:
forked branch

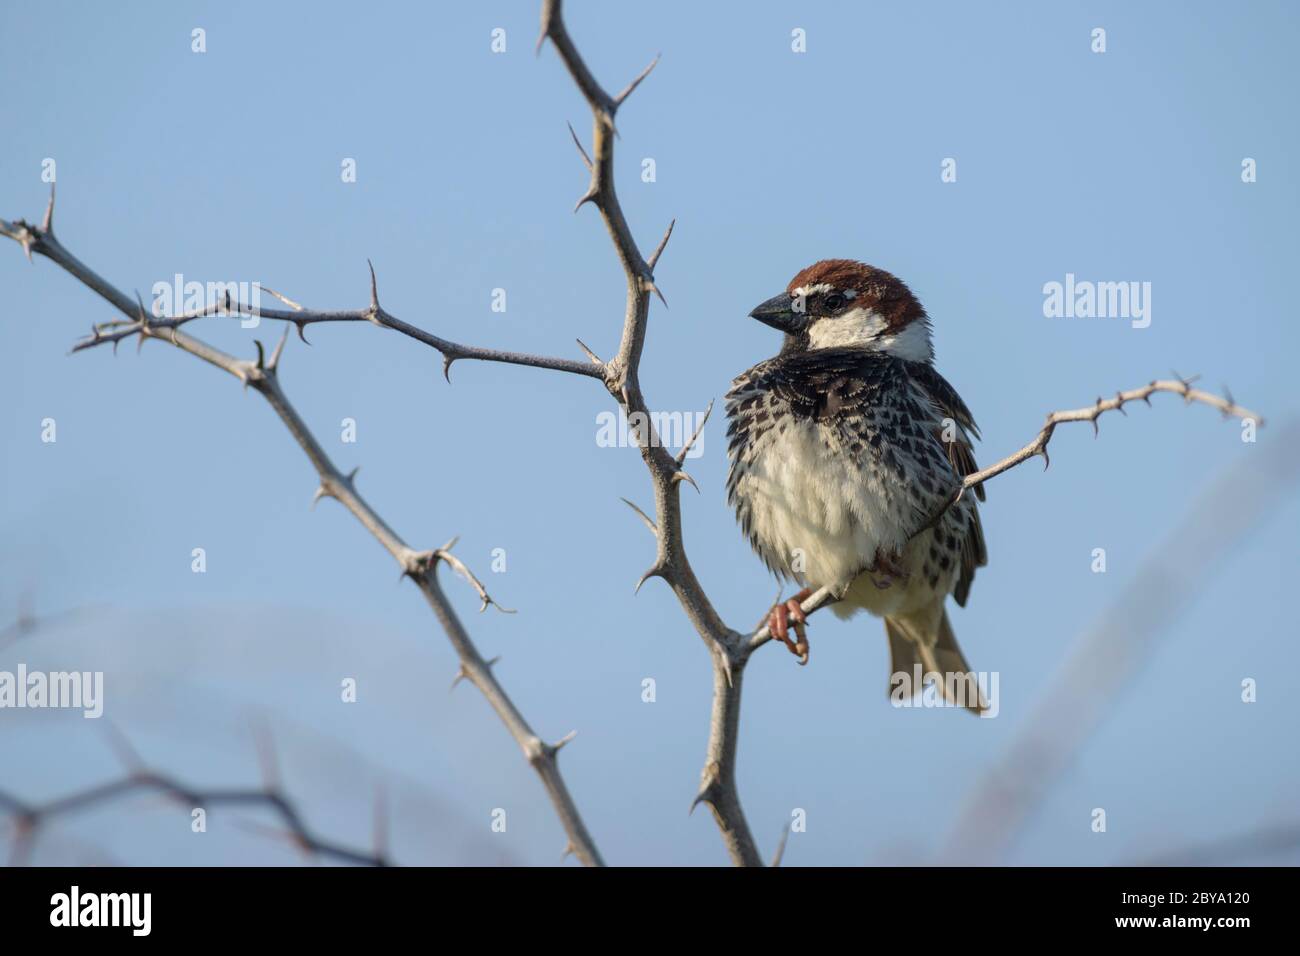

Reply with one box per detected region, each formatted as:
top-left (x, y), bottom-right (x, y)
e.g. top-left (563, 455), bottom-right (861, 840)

top-left (2, 196), bottom-right (604, 868)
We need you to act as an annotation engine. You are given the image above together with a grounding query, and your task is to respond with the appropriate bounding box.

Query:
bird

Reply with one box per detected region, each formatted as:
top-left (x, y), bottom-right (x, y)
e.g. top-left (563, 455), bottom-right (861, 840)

top-left (724, 259), bottom-right (988, 712)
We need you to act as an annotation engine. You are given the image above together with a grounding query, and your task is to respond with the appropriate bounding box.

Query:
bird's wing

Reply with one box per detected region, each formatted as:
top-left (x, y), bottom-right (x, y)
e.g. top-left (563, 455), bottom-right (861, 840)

top-left (906, 361), bottom-right (988, 606)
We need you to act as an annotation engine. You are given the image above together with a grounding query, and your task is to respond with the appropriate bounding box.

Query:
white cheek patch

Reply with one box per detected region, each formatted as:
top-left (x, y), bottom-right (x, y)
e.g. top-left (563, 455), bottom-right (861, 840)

top-left (806, 307), bottom-right (889, 349)
top-left (876, 319), bottom-right (934, 361)
top-left (806, 307), bottom-right (934, 361)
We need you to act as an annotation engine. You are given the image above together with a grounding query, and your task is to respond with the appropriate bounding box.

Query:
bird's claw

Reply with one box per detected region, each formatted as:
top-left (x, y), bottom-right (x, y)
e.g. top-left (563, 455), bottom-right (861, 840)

top-left (767, 598), bottom-right (810, 665)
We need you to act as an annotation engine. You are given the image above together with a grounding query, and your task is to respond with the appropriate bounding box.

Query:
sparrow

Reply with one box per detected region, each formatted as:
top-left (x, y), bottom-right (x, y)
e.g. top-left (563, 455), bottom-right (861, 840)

top-left (725, 259), bottom-right (988, 711)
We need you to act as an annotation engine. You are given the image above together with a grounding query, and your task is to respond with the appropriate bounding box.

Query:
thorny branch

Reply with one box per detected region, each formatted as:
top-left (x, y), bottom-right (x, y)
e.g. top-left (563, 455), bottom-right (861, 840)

top-left (2, 193), bottom-right (604, 868)
top-left (65, 258), bottom-right (603, 383)
top-left (1, 0), bottom-right (1265, 867)
top-left (0, 723), bottom-right (389, 866)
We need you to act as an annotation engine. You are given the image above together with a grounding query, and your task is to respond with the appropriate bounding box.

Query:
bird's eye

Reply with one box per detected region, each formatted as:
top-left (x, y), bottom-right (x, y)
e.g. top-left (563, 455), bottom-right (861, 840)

top-left (823, 292), bottom-right (846, 311)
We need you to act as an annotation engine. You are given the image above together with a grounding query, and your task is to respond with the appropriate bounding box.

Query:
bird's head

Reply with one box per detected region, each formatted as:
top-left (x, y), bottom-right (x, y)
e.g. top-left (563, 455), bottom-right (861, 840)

top-left (749, 259), bottom-right (933, 362)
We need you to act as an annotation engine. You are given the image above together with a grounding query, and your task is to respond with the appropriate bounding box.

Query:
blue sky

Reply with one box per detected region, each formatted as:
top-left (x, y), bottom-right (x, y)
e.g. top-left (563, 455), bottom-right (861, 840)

top-left (1, 0), bottom-right (1297, 865)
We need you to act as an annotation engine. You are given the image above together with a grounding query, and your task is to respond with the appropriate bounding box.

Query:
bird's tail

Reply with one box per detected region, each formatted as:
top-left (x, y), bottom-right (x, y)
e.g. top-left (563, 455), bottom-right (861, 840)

top-left (884, 605), bottom-right (986, 715)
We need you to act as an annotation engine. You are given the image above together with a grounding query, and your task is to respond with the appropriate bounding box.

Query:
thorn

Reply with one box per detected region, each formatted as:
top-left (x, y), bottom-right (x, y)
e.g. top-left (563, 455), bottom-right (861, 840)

top-left (345, 466), bottom-right (360, 487)
top-left (552, 730), bottom-right (578, 752)
top-left (442, 354), bottom-right (455, 383)
top-left (261, 285), bottom-right (304, 312)
top-left (614, 52), bottom-right (661, 106)
top-left (486, 655), bottom-right (501, 669)
top-left (1114, 391), bottom-right (1128, 415)
top-left (366, 260), bottom-right (384, 325)
top-left (647, 218), bottom-right (675, 270)
top-left (634, 564), bottom-right (665, 594)
top-left (294, 321), bottom-right (311, 346)
top-left (310, 485), bottom-right (329, 510)
top-left (619, 497), bottom-right (658, 536)
top-left (1222, 385), bottom-right (1236, 419)
top-left (41, 182), bottom-right (56, 234)
top-left (566, 122), bottom-right (593, 171)
top-left (689, 786), bottom-right (716, 815)
top-left (575, 338), bottom-right (602, 365)
top-left (561, 842), bottom-right (576, 861)
top-left (647, 280), bottom-right (668, 308)
top-left (771, 821), bottom-right (792, 868)
top-left (1040, 446), bottom-right (1051, 470)
top-left (267, 322), bottom-right (290, 371)
top-left (573, 187), bottom-right (599, 214)
top-left (1091, 417), bottom-right (1100, 438)
top-left (671, 470), bottom-right (699, 493)
top-left (719, 648), bottom-right (735, 689)
top-left (101, 720), bottom-right (144, 772)
top-left (134, 290), bottom-right (151, 352)
top-left (253, 339), bottom-right (267, 370)
top-left (675, 397), bottom-right (714, 465)
top-left (450, 664), bottom-right (469, 691)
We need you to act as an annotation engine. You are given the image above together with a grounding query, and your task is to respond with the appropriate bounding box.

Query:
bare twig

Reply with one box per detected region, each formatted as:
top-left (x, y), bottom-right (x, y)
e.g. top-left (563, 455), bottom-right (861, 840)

top-left (913, 378), bottom-right (1264, 534)
top-left (59, 261), bottom-right (603, 383)
top-left (2, 199), bottom-right (604, 868)
top-left (747, 378), bottom-right (1263, 652)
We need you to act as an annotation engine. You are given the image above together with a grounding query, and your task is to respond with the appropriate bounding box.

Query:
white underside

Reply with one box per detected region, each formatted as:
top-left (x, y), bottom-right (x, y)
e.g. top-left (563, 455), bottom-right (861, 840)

top-left (733, 416), bottom-right (953, 619)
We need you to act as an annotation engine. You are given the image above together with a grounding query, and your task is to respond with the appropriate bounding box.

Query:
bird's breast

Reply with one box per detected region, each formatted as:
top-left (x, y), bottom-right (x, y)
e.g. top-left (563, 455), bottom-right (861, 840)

top-left (728, 412), bottom-right (920, 591)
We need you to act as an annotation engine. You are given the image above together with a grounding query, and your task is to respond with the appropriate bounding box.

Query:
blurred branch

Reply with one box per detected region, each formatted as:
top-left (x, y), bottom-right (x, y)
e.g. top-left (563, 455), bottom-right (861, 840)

top-left (1132, 821), bottom-right (1300, 866)
top-left (2, 199), bottom-right (605, 868)
top-left (0, 726), bottom-right (388, 867)
top-left (0, 596), bottom-right (102, 653)
top-left (940, 421), bottom-right (1300, 864)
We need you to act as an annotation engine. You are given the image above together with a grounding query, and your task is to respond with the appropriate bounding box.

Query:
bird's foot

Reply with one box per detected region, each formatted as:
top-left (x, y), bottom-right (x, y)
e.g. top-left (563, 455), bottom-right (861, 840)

top-left (763, 588), bottom-right (812, 665)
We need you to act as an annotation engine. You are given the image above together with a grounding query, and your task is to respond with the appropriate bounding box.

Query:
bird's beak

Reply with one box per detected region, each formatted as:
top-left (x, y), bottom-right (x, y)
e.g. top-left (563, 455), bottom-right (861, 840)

top-left (749, 292), bottom-right (804, 334)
